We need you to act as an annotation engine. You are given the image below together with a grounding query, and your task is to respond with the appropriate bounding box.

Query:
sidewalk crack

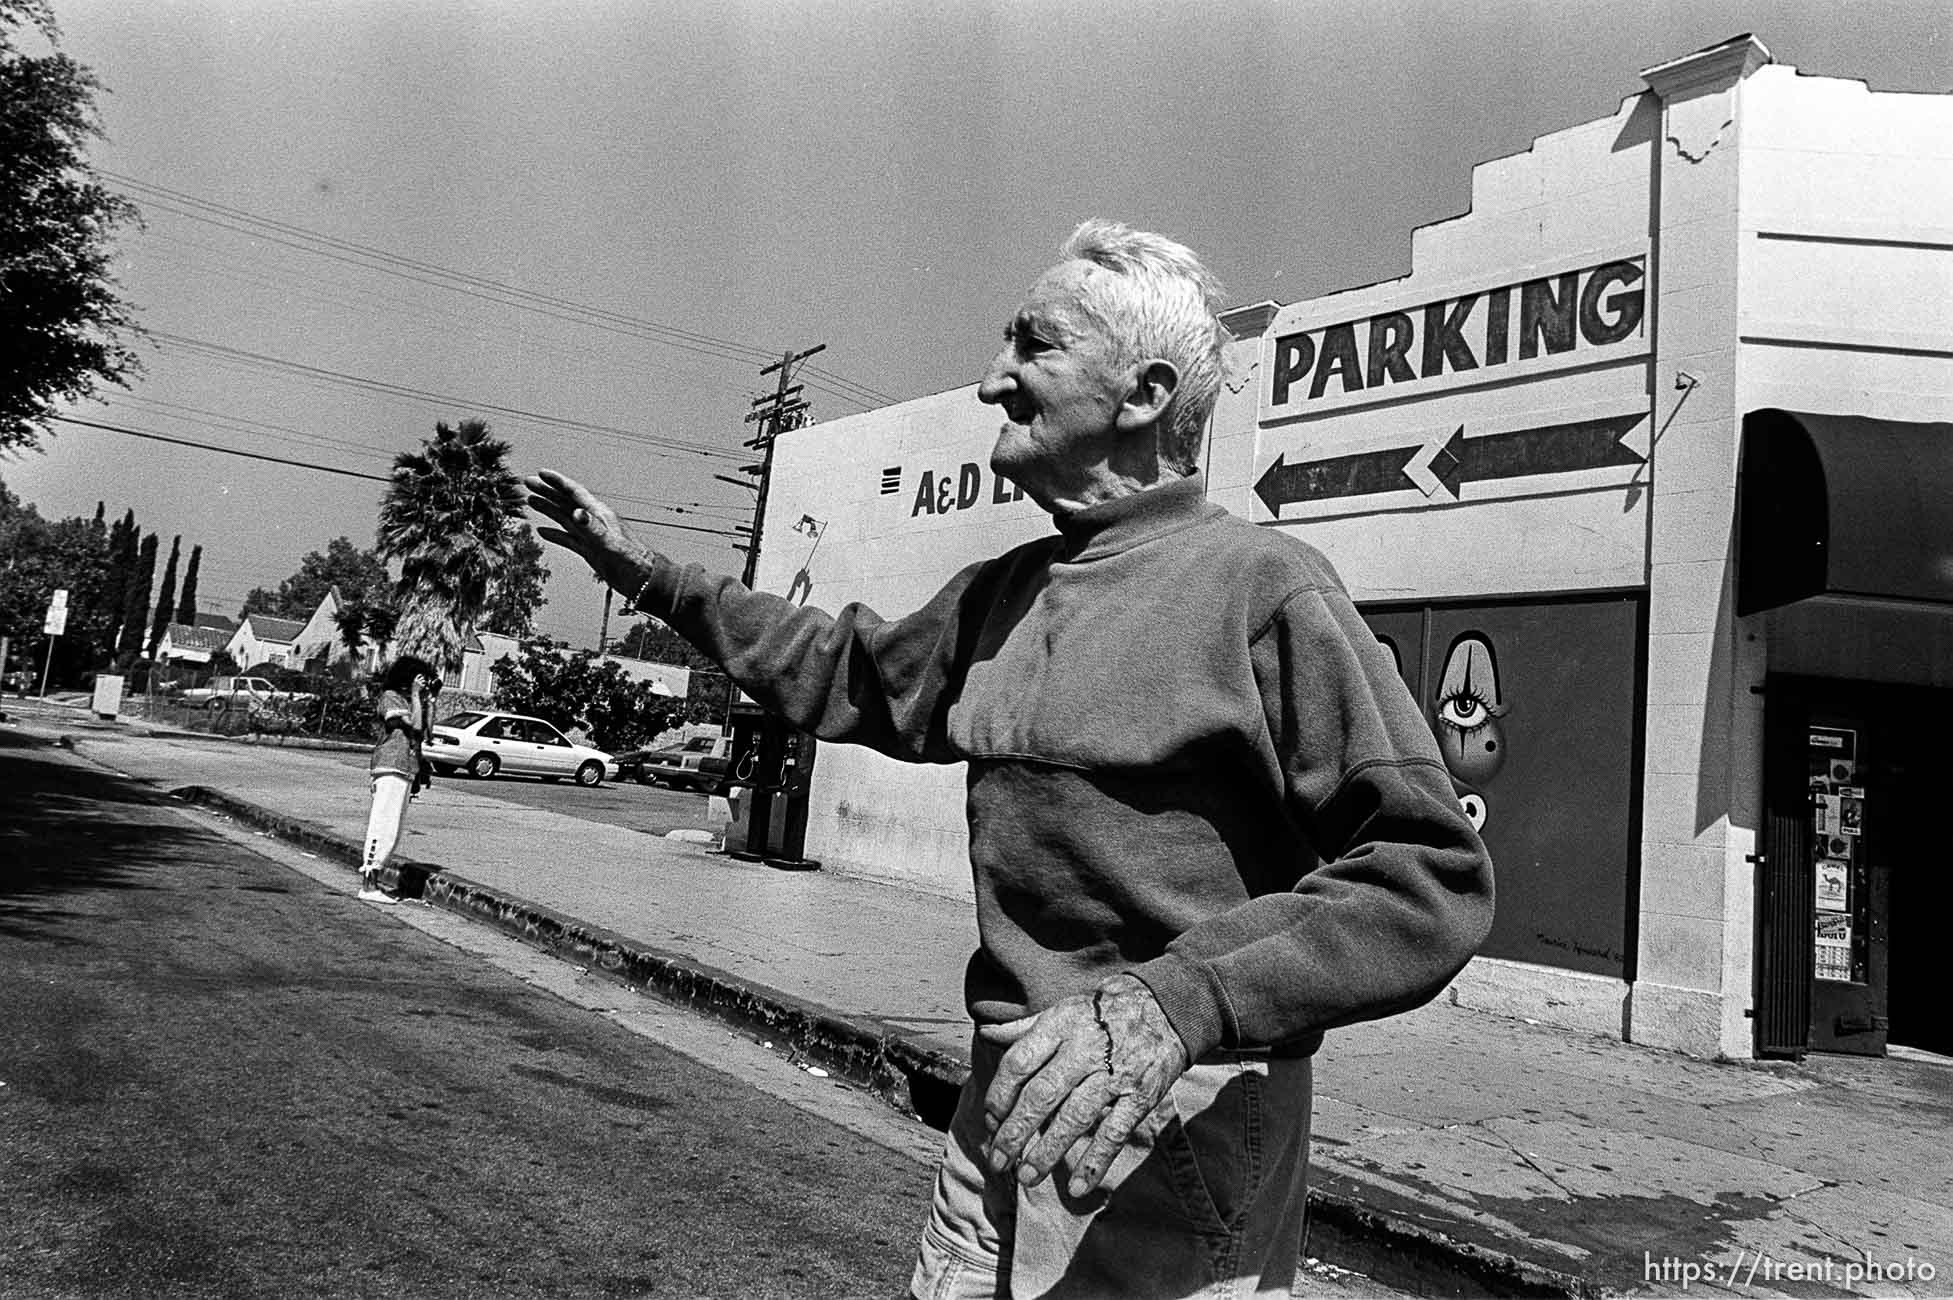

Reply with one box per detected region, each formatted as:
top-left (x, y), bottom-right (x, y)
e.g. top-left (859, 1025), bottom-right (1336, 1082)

top-left (1471, 1123), bottom-right (1582, 1199)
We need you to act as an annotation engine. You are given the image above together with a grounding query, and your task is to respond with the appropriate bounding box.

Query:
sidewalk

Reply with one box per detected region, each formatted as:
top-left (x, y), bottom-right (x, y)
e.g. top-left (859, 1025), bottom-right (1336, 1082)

top-left (20, 706), bottom-right (1953, 1298)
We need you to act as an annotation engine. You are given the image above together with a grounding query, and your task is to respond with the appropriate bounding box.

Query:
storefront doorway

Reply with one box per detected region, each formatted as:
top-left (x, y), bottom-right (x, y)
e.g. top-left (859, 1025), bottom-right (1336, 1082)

top-left (1758, 676), bottom-right (1953, 1059)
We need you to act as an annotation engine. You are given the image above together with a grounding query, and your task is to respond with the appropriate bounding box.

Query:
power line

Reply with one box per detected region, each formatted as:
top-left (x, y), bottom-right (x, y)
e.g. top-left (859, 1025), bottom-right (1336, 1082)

top-left (47, 415), bottom-right (745, 540)
top-left (108, 172), bottom-right (903, 410)
top-left (150, 329), bottom-right (746, 463)
top-left (56, 415), bottom-right (393, 482)
top-left (119, 394), bottom-right (396, 464)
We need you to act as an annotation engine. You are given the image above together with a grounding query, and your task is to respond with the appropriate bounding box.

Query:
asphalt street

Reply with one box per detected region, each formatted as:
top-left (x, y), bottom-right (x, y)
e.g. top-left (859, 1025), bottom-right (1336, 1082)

top-left (0, 729), bottom-right (933, 1299)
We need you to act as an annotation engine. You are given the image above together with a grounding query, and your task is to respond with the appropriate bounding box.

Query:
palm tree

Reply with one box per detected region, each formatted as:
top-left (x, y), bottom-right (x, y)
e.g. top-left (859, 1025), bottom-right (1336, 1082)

top-left (376, 420), bottom-right (524, 675)
top-left (333, 596), bottom-right (400, 674)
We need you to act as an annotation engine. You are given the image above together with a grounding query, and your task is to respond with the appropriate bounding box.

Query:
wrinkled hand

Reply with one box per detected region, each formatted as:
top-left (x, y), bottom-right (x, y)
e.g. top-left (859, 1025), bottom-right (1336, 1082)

top-left (522, 469), bottom-right (654, 591)
top-left (979, 973), bottom-right (1190, 1198)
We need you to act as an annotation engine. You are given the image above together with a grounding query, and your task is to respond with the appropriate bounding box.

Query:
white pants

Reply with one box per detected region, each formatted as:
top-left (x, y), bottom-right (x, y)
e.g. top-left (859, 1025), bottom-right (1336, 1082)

top-left (362, 773), bottom-right (412, 874)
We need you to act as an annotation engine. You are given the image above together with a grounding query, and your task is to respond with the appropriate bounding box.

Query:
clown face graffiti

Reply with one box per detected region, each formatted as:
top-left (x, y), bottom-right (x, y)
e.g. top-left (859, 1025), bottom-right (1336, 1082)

top-left (1432, 632), bottom-right (1507, 830)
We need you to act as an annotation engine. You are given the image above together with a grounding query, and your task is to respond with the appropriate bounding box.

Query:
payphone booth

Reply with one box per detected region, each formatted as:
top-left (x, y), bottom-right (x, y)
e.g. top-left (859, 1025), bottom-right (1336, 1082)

top-left (723, 698), bottom-right (819, 869)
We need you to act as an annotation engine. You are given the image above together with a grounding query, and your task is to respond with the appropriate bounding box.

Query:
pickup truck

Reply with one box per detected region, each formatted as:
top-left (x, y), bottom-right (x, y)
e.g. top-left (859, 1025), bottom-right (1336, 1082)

top-left (611, 734), bottom-right (733, 793)
top-left (175, 675), bottom-right (319, 710)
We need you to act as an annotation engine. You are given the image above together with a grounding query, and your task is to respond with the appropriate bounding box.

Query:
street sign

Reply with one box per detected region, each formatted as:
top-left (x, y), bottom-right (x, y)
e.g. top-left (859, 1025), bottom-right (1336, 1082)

top-left (43, 605), bottom-right (68, 636)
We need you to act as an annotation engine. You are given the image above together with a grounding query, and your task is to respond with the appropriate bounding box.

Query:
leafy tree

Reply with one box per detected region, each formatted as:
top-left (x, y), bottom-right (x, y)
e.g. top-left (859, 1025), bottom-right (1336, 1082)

top-left (489, 644), bottom-right (676, 753)
top-left (174, 543), bottom-right (200, 624)
top-left (0, 478), bottom-right (51, 652)
top-left (617, 617), bottom-right (719, 671)
top-left (0, 478), bottom-right (130, 683)
top-left (146, 534), bottom-right (178, 656)
top-left (53, 501), bottom-right (114, 675)
top-left (479, 525), bottom-right (550, 637)
top-left (377, 419), bottom-right (523, 673)
top-left (0, 0), bottom-right (143, 452)
top-left (240, 535), bottom-right (390, 620)
top-left (616, 617), bottom-right (728, 720)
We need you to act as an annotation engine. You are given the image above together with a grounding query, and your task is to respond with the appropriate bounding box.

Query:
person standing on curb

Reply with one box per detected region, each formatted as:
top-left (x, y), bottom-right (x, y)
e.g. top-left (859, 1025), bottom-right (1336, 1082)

top-left (359, 655), bottom-right (440, 905)
top-left (524, 220), bottom-right (1494, 1298)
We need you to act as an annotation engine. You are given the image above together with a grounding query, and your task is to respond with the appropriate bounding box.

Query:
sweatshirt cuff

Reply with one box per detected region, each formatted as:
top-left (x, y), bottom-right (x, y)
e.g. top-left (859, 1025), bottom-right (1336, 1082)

top-left (632, 553), bottom-right (687, 617)
top-left (1132, 950), bottom-right (1229, 1063)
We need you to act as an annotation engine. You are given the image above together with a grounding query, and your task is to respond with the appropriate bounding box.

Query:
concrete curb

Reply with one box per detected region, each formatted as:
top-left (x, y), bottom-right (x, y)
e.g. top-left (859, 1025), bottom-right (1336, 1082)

top-left (163, 779), bottom-right (1595, 1300)
top-left (1300, 1189), bottom-right (1604, 1298)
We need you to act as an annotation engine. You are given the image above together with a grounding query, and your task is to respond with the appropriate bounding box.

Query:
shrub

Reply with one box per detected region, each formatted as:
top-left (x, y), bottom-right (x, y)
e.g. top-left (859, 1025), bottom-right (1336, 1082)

top-left (489, 645), bottom-right (677, 753)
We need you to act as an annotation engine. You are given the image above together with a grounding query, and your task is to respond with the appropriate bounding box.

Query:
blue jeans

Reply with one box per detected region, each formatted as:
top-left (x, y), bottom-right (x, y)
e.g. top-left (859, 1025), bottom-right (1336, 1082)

top-left (910, 1035), bottom-right (1313, 1299)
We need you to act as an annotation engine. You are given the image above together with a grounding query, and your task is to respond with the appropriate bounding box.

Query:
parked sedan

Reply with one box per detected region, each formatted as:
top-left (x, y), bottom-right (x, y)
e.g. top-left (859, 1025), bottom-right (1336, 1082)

top-left (427, 710), bottom-right (613, 786)
top-left (611, 734), bottom-right (732, 793)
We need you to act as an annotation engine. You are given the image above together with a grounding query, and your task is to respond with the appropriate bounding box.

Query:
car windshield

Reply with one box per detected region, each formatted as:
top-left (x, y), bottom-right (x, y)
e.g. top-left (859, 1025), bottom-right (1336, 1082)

top-left (439, 711), bottom-right (487, 728)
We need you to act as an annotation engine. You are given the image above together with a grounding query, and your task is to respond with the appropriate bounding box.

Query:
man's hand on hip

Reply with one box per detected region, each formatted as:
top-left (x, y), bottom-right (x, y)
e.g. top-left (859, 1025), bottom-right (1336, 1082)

top-left (978, 973), bottom-right (1190, 1198)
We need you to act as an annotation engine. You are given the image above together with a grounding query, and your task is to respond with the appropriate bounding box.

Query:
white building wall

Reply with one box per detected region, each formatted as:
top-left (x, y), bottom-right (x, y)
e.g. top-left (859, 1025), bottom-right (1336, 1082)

top-left (753, 388), bottom-right (1050, 896)
top-left (1737, 65), bottom-right (1953, 428)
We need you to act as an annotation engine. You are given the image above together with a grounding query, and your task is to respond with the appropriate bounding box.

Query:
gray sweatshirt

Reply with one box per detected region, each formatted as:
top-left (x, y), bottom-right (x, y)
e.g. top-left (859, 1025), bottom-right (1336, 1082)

top-left (644, 474), bottom-right (1494, 1060)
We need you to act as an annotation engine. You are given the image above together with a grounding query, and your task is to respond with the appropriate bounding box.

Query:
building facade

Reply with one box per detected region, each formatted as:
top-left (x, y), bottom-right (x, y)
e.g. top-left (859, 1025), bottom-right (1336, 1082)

top-left (750, 40), bottom-right (1952, 1061)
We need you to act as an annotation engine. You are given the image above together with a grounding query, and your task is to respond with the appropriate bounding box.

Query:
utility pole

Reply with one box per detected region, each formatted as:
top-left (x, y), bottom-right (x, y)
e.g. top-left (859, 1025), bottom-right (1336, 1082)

top-left (715, 345), bottom-right (823, 724)
top-left (737, 344), bottom-right (825, 587)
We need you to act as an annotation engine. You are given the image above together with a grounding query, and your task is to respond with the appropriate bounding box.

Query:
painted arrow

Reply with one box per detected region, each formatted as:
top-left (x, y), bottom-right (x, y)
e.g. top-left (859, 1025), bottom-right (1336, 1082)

top-left (1254, 412), bottom-right (1646, 513)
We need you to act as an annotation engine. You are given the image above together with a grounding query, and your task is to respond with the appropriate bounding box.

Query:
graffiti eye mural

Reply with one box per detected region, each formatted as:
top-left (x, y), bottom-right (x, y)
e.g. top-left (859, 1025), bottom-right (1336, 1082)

top-left (1435, 681), bottom-right (1498, 735)
top-left (1433, 632), bottom-right (1508, 809)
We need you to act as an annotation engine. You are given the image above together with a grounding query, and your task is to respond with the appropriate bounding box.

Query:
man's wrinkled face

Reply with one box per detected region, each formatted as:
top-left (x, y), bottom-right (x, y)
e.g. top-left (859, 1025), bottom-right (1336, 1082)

top-left (979, 260), bottom-right (1128, 495)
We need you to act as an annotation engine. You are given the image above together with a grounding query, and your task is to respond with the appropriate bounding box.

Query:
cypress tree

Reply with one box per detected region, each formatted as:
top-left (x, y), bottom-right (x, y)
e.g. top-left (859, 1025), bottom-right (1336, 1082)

top-left (117, 532), bottom-right (157, 665)
top-left (76, 502), bottom-right (115, 668)
top-left (101, 508), bottom-right (136, 654)
top-left (147, 536), bottom-right (180, 657)
top-left (175, 544), bottom-right (201, 624)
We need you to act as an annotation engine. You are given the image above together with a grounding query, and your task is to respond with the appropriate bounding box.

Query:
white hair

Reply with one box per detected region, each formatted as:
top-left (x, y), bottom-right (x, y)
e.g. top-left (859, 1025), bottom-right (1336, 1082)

top-left (1059, 219), bottom-right (1226, 475)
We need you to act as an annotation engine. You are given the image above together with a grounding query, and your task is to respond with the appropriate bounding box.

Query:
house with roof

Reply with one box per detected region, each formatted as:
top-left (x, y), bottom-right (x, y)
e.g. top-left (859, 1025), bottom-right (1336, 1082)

top-left (453, 630), bottom-right (524, 695)
top-left (155, 622), bottom-right (233, 669)
top-left (291, 587), bottom-right (365, 671)
top-left (226, 613), bottom-right (307, 670)
top-left (596, 652), bottom-right (687, 700)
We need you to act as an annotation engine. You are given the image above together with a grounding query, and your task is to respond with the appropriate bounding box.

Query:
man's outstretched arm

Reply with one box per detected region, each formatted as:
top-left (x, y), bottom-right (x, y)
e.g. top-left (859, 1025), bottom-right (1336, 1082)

top-left (525, 468), bottom-right (982, 763)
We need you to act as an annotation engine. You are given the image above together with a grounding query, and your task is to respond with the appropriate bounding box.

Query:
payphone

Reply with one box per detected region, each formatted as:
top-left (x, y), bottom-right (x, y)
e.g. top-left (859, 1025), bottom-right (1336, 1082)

top-left (723, 699), bottom-right (819, 868)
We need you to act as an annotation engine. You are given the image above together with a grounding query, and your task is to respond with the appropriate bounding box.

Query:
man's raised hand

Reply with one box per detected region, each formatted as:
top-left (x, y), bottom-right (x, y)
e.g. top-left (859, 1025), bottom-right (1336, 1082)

top-left (523, 469), bottom-right (650, 591)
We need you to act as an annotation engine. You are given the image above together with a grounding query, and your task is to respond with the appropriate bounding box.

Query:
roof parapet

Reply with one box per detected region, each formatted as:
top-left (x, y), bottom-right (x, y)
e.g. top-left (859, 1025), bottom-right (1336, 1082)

top-left (1641, 33), bottom-right (1773, 101)
top-left (1219, 300), bottom-right (1281, 340)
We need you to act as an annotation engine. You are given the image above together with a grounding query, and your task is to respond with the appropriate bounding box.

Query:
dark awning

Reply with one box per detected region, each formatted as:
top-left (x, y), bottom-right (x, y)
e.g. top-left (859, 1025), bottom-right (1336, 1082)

top-left (1737, 409), bottom-right (1953, 615)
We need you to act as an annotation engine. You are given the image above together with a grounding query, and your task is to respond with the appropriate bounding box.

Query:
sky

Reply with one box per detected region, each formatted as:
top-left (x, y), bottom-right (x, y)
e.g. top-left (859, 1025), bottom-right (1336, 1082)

top-left (5, 0), bottom-right (1947, 647)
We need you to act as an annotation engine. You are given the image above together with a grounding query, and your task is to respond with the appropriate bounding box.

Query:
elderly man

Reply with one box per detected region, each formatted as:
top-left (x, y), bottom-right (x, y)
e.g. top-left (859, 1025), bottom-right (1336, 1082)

top-left (526, 221), bottom-right (1493, 1299)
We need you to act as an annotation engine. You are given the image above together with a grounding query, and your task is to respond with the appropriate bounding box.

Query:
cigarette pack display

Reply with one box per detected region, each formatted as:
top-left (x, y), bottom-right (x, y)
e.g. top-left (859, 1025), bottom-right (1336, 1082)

top-left (1816, 861), bottom-right (1849, 912)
